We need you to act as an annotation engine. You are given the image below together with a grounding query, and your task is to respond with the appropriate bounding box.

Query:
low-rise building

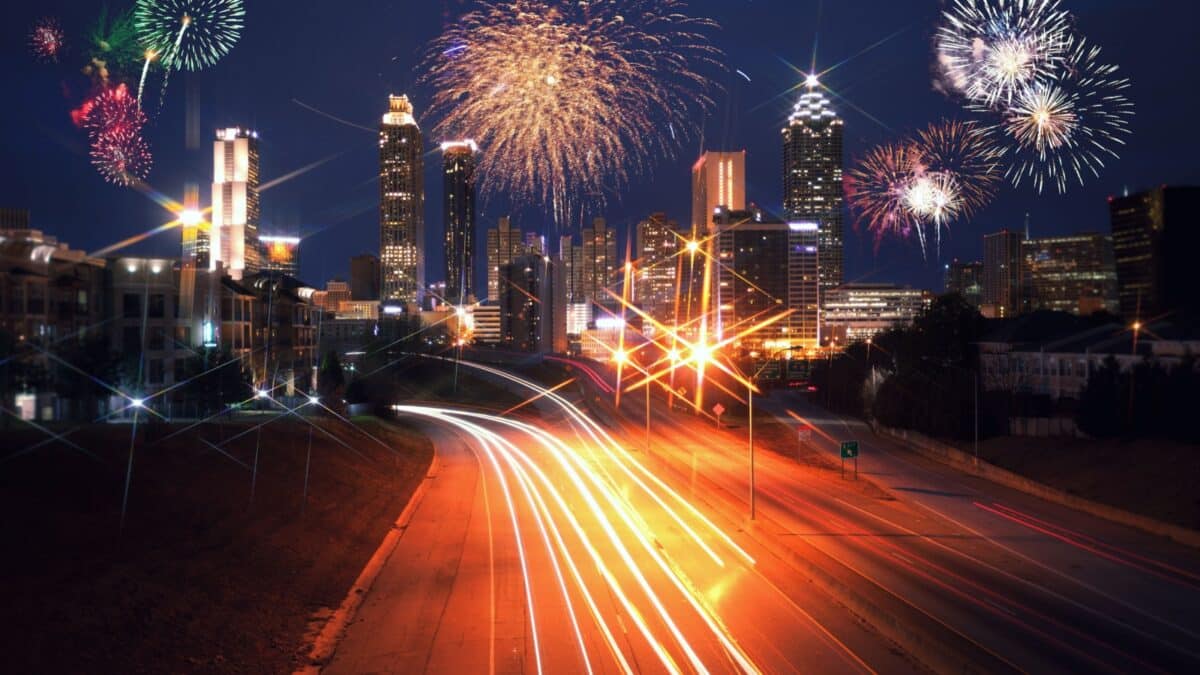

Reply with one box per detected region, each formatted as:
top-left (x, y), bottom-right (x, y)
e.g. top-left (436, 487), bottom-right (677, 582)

top-left (821, 283), bottom-right (932, 345)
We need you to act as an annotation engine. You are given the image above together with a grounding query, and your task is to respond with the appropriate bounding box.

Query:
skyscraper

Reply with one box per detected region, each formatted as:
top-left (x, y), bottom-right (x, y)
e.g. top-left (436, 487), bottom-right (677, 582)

top-left (783, 77), bottom-right (844, 296)
top-left (635, 212), bottom-right (680, 323)
top-left (499, 255), bottom-right (567, 354)
top-left (441, 140), bottom-right (477, 305)
top-left (350, 254), bottom-right (381, 301)
top-left (379, 95), bottom-right (425, 308)
top-left (713, 208), bottom-right (820, 353)
top-left (944, 259), bottom-right (984, 307)
top-left (581, 217), bottom-right (618, 304)
top-left (983, 230), bottom-right (1023, 318)
top-left (1022, 234), bottom-right (1118, 316)
top-left (691, 151), bottom-right (746, 235)
top-left (485, 217), bottom-right (528, 303)
top-left (1109, 186), bottom-right (1200, 319)
top-left (210, 127), bottom-right (262, 280)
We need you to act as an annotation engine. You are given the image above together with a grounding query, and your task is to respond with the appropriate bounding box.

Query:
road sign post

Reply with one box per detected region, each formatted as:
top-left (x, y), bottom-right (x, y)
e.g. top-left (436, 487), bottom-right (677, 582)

top-left (712, 402), bottom-right (725, 429)
top-left (840, 440), bottom-right (859, 480)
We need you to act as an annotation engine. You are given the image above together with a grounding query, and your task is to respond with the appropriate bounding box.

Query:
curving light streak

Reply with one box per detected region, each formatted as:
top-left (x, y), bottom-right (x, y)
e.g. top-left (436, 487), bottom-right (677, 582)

top-left (397, 403), bottom-right (760, 673)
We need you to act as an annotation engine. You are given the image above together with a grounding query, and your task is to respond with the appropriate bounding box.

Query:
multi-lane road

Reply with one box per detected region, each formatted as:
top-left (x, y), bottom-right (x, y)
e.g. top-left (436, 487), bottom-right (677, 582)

top-left (326, 357), bottom-right (1200, 674)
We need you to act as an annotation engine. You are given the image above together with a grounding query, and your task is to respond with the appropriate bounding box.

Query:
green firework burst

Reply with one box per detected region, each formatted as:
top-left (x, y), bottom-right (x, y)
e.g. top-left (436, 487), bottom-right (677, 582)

top-left (134, 0), bottom-right (244, 71)
top-left (90, 5), bottom-right (143, 74)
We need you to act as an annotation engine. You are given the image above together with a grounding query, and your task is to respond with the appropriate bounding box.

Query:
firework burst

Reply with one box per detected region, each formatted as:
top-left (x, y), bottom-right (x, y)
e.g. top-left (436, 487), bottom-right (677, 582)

top-left (993, 37), bottom-right (1133, 193)
top-left (29, 18), bottom-right (66, 63)
top-left (935, 0), bottom-right (1071, 108)
top-left (80, 84), bottom-right (147, 139)
top-left (86, 6), bottom-right (143, 82)
top-left (848, 120), bottom-right (1001, 256)
top-left (134, 0), bottom-right (244, 72)
top-left (91, 129), bottom-right (153, 186)
top-left (422, 0), bottom-right (722, 223)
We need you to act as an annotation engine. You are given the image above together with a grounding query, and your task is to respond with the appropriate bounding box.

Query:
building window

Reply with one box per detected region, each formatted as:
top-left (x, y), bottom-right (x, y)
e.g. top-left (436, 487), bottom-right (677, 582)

top-left (174, 358), bottom-right (188, 383)
top-left (148, 293), bottom-right (165, 319)
top-left (175, 325), bottom-right (191, 347)
top-left (148, 359), bottom-right (164, 384)
top-left (123, 326), bottom-right (142, 353)
top-left (149, 326), bottom-right (166, 351)
top-left (27, 284), bottom-right (45, 315)
top-left (123, 293), bottom-right (141, 318)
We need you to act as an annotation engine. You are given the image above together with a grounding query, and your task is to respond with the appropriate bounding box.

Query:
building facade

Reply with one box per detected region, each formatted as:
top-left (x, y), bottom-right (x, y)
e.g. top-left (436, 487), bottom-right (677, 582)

top-left (820, 284), bottom-right (932, 344)
top-left (1022, 233), bottom-right (1118, 316)
top-left (691, 151), bottom-right (746, 236)
top-left (350, 253), bottom-right (380, 301)
top-left (379, 95), bottom-right (425, 308)
top-left (259, 235), bottom-right (300, 277)
top-left (944, 259), bottom-right (983, 307)
top-left (442, 140), bottom-right (477, 305)
top-left (783, 79), bottom-right (844, 297)
top-left (1109, 186), bottom-right (1200, 319)
top-left (713, 208), bottom-right (820, 354)
top-left (499, 255), bottom-right (567, 353)
top-left (983, 230), bottom-right (1023, 318)
top-left (210, 127), bottom-right (262, 279)
top-left (580, 217), bottom-right (618, 304)
top-left (634, 212), bottom-right (680, 324)
top-left (485, 217), bottom-right (536, 303)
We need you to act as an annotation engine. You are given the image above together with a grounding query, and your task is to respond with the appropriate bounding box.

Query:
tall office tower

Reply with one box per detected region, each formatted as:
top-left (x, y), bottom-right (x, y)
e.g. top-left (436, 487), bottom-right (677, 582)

top-left (525, 231), bottom-right (547, 256)
top-left (259, 235), bottom-right (301, 276)
top-left (783, 77), bottom-right (844, 296)
top-left (485, 217), bottom-right (527, 302)
top-left (350, 254), bottom-right (381, 300)
top-left (691, 151), bottom-right (746, 235)
top-left (983, 230), bottom-right (1023, 318)
top-left (635, 212), bottom-right (680, 323)
top-left (581, 217), bottom-right (618, 303)
top-left (210, 127), bottom-right (262, 280)
top-left (713, 208), bottom-right (819, 353)
top-left (1109, 186), bottom-right (1200, 319)
top-left (499, 255), bottom-right (567, 353)
top-left (1022, 234), bottom-right (1118, 315)
top-left (380, 95), bottom-right (425, 308)
top-left (441, 140), bottom-right (477, 305)
top-left (944, 259), bottom-right (984, 307)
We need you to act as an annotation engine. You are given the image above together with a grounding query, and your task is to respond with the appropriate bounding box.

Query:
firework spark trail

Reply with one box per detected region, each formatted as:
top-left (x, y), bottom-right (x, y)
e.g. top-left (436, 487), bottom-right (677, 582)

top-left (137, 51), bottom-right (158, 106)
top-left (421, 0), bottom-right (722, 225)
top-left (935, 0), bottom-right (1071, 108)
top-left (989, 36), bottom-right (1134, 193)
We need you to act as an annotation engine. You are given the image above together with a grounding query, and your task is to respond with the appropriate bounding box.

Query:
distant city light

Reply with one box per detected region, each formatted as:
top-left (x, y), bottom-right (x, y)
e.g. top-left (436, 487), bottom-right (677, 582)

top-left (179, 209), bottom-right (202, 227)
top-left (805, 73), bottom-right (820, 88)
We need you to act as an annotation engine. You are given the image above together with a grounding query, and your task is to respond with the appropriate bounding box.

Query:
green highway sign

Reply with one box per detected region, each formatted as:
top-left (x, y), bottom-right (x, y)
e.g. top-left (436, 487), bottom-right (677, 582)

top-left (840, 441), bottom-right (859, 459)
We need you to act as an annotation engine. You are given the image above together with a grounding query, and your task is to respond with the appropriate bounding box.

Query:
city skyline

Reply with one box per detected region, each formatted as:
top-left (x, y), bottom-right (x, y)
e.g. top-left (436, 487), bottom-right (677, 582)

top-left (5, 2), bottom-right (1197, 294)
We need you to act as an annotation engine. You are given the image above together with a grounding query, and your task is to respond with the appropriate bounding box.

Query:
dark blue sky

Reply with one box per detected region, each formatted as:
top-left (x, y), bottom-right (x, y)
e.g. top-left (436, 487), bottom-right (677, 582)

top-left (3, 1), bottom-right (1198, 291)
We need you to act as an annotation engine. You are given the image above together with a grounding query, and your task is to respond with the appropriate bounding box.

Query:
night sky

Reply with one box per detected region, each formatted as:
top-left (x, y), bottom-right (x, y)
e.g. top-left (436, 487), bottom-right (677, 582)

top-left (3, 0), bottom-right (1198, 292)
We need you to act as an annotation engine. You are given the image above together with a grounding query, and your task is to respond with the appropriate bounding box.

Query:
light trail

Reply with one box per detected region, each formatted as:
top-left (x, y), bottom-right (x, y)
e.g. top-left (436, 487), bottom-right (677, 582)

top-left (396, 403), bottom-right (759, 673)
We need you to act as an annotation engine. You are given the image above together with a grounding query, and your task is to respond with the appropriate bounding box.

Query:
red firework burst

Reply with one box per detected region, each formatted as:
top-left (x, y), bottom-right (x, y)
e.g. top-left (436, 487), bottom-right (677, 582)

top-left (91, 129), bottom-right (152, 186)
top-left (29, 18), bottom-right (66, 63)
top-left (78, 84), bottom-right (146, 138)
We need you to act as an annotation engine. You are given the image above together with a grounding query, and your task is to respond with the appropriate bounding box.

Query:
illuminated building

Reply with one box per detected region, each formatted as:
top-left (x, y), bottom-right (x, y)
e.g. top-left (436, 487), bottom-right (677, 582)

top-left (472, 304), bottom-right (502, 344)
top-left (485, 217), bottom-right (539, 302)
top-left (944, 259), bottom-right (983, 307)
top-left (821, 284), bottom-right (933, 344)
top-left (783, 77), bottom-right (844, 297)
top-left (350, 253), bottom-right (380, 300)
top-left (441, 140), bottom-right (477, 305)
top-left (0, 228), bottom-right (105, 349)
top-left (1023, 234), bottom-right (1118, 316)
top-left (499, 255), bottom-right (567, 353)
top-left (320, 279), bottom-right (351, 314)
top-left (580, 217), bottom-right (617, 304)
top-left (713, 208), bottom-right (820, 353)
top-left (260, 235), bottom-right (300, 277)
top-left (1109, 186), bottom-right (1200, 319)
top-left (983, 230), bottom-right (1023, 318)
top-left (691, 151), bottom-right (746, 235)
top-left (379, 95), bottom-right (425, 308)
top-left (210, 127), bottom-right (262, 279)
top-left (634, 212), bottom-right (680, 324)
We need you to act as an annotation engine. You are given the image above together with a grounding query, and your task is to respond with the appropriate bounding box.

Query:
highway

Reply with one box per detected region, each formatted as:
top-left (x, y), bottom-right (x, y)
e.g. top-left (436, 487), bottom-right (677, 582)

top-left (326, 360), bottom-right (918, 674)
top-left (583, 359), bottom-right (1200, 674)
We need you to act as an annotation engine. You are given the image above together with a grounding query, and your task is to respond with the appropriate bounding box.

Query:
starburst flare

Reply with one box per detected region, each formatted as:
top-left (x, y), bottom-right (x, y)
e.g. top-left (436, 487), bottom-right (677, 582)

top-left (421, 0), bottom-right (722, 224)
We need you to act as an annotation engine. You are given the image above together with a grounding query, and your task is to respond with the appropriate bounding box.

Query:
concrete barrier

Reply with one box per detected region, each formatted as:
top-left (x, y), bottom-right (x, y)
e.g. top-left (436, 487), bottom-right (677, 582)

top-left (877, 426), bottom-right (1200, 550)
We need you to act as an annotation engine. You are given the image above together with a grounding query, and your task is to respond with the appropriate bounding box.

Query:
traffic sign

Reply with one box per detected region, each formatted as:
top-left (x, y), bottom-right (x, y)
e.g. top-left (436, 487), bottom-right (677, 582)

top-left (840, 440), bottom-right (859, 459)
top-left (712, 403), bottom-right (725, 417)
